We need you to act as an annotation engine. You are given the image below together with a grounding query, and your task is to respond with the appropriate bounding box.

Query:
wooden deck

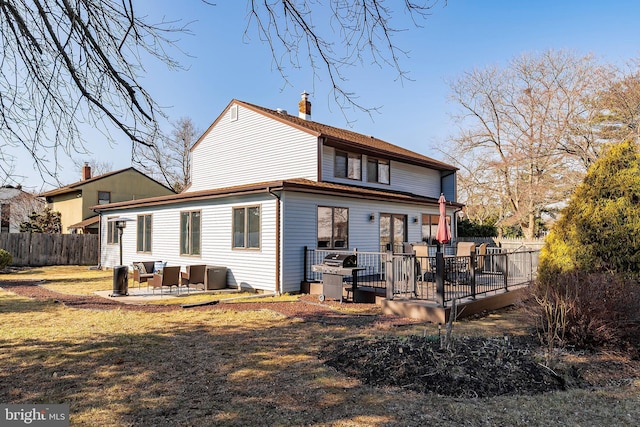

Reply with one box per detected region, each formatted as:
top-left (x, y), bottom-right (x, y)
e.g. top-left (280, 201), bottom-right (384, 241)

top-left (301, 278), bottom-right (530, 323)
top-left (382, 285), bottom-right (529, 323)
top-left (303, 248), bottom-right (538, 322)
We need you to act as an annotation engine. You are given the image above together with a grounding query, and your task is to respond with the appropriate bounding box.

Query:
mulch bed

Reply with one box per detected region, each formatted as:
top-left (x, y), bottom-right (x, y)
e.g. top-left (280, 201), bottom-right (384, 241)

top-left (320, 334), bottom-right (585, 397)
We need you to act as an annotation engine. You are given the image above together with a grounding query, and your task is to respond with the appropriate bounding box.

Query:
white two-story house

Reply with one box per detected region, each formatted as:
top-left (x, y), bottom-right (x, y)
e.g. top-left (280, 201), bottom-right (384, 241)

top-left (96, 93), bottom-right (462, 294)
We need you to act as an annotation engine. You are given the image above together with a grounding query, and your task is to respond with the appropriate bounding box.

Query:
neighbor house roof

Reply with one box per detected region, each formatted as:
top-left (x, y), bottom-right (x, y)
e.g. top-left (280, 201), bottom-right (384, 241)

top-left (68, 216), bottom-right (100, 230)
top-left (39, 167), bottom-right (175, 197)
top-left (93, 178), bottom-right (464, 213)
top-left (192, 100), bottom-right (457, 172)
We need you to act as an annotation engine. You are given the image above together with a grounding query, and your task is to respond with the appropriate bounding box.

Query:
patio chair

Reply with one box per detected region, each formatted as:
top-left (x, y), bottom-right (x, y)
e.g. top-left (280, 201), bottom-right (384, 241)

top-left (131, 261), bottom-right (160, 288)
top-left (456, 242), bottom-right (476, 258)
top-left (413, 244), bottom-right (434, 283)
top-left (476, 243), bottom-right (488, 273)
top-left (148, 266), bottom-right (181, 295)
top-left (451, 242), bottom-right (476, 285)
top-left (403, 242), bottom-right (415, 255)
top-left (181, 264), bottom-right (207, 293)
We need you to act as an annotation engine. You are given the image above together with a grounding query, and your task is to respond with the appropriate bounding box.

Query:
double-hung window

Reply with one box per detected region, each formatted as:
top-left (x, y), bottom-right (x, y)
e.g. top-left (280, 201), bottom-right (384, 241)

top-left (421, 213), bottom-right (450, 244)
top-left (367, 158), bottom-right (390, 184)
top-left (98, 191), bottom-right (111, 205)
top-left (107, 217), bottom-right (119, 244)
top-left (317, 206), bottom-right (349, 249)
top-left (180, 210), bottom-right (201, 255)
top-left (137, 214), bottom-right (152, 253)
top-left (233, 206), bottom-right (260, 249)
top-left (335, 150), bottom-right (361, 180)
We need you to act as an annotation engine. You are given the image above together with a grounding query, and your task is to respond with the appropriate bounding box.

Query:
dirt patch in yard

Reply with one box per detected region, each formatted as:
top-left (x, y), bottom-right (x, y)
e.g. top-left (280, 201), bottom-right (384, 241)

top-left (0, 281), bottom-right (419, 327)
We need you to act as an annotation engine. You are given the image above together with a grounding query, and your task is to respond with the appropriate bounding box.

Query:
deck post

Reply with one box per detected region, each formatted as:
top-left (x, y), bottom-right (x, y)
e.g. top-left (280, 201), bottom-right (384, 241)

top-left (385, 251), bottom-right (394, 299)
top-left (435, 251), bottom-right (445, 307)
top-left (303, 246), bottom-right (308, 282)
top-left (470, 252), bottom-right (476, 299)
top-left (503, 252), bottom-right (509, 291)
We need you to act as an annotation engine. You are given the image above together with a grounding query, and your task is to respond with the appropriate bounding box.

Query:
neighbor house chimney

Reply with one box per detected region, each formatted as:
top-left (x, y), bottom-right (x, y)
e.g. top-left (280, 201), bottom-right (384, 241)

top-left (82, 162), bottom-right (91, 180)
top-left (298, 91), bottom-right (311, 120)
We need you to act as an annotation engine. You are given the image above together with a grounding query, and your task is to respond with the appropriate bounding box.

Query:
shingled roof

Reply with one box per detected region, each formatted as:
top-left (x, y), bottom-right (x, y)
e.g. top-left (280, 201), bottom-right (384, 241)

top-left (39, 167), bottom-right (175, 198)
top-left (94, 178), bottom-right (464, 212)
top-left (193, 99), bottom-right (457, 172)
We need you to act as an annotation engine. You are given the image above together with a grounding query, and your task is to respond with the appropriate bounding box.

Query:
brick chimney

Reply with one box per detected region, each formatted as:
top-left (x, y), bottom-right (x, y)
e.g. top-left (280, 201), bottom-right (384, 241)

top-left (298, 91), bottom-right (311, 120)
top-left (82, 162), bottom-right (91, 180)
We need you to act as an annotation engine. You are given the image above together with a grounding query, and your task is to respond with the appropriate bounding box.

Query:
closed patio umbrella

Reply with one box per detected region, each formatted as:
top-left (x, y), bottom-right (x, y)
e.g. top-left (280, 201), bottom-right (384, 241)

top-left (435, 193), bottom-right (451, 249)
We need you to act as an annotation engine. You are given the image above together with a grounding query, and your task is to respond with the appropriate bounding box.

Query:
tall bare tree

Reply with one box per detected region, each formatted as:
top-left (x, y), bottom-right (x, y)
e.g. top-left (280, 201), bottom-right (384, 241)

top-left (446, 50), bottom-right (608, 239)
top-left (135, 117), bottom-right (199, 192)
top-left (1, 0), bottom-right (444, 185)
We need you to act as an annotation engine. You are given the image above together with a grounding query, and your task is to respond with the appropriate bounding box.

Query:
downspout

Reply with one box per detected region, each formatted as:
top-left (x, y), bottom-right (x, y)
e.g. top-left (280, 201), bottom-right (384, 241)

top-left (96, 210), bottom-right (103, 269)
top-left (267, 187), bottom-right (281, 295)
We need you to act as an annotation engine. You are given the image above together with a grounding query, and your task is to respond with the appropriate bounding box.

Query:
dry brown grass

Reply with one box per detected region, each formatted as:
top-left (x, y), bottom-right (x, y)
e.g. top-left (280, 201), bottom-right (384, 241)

top-left (2, 265), bottom-right (113, 295)
top-left (1, 267), bottom-right (639, 426)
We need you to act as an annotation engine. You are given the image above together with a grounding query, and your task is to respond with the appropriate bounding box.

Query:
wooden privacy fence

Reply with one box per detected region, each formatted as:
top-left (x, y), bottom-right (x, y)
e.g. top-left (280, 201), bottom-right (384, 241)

top-left (0, 233), bottom-right (99, 266)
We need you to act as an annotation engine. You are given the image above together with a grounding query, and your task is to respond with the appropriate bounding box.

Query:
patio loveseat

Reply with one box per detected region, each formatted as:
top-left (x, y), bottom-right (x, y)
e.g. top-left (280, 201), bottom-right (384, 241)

top-left (131, 260), bottom-right (163, 288)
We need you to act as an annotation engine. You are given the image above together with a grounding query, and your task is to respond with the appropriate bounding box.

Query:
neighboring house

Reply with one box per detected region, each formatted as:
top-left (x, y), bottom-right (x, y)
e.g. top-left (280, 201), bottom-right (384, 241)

top-left (0, 185), bottom-right (45, 233)
top-left (40, 165), bottom-right (176, 234)
top-left (96, 93), bottom-right (462, 293)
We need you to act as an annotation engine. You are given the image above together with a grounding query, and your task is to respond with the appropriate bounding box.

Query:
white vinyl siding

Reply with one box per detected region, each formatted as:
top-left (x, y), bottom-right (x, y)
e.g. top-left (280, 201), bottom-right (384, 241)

top-left (279, 191), bottom-right (456, 293)
top-left (189, 104), bottom-right (319, 192)
top-left (321, 146), bottom-right (441, 198)
top-left (100, 195), bottom-right (278, 292)
top-left (100, 190), bottom-right (458, 294)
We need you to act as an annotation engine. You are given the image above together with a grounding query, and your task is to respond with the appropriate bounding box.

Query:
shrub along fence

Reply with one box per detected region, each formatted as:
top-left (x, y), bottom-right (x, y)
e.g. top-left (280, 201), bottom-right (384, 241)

top-left (0, 233), bottom-right (99, 266)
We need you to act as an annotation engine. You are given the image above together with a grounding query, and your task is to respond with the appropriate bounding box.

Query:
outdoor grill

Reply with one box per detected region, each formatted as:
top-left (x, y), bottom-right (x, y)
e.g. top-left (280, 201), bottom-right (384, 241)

top-left (312, 254), bottom-right (364, 302)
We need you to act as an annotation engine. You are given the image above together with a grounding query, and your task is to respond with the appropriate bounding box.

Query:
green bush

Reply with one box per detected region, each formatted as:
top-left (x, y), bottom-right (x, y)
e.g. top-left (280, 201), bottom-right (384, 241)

top-left (456, 218), bottom-right (498, 237)
top-left (540, 140), bottom-right (640, 278)
top-left (532, 140), bottom-right (640, 353)
top-left (0, 249), bottom-right (12, 270)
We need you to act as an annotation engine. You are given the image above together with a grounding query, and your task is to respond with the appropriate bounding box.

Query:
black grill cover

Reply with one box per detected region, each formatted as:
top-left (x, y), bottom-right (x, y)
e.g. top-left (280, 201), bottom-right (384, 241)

top-left (323, 253), bottom-right (357, 268)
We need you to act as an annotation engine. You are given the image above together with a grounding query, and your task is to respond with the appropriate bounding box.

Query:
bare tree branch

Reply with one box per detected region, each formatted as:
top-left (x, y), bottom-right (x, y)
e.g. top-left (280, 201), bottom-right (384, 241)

top-left (245, 0), bottom-right (443, 119)
top-left (0, 0), bottom-right (191, 185)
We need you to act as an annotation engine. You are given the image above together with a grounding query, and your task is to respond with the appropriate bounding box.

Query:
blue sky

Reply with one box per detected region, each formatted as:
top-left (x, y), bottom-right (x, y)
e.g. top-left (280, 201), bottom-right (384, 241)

top-left (21, 0), bottom-right (640, 191)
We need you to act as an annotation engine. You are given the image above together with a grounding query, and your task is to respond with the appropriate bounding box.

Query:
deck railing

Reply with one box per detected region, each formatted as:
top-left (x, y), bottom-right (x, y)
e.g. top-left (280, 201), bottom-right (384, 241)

top-left (304, 247), bottom-right (387, 291)
top-left (303, 246), bottom-right (539, 306)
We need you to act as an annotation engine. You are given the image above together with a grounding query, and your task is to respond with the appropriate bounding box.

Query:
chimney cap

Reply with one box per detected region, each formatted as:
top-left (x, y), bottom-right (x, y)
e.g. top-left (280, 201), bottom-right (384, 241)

top-left (82, 163), bottom-right (92, 180)
top-left (298, 91), bottom-right (311, 120)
